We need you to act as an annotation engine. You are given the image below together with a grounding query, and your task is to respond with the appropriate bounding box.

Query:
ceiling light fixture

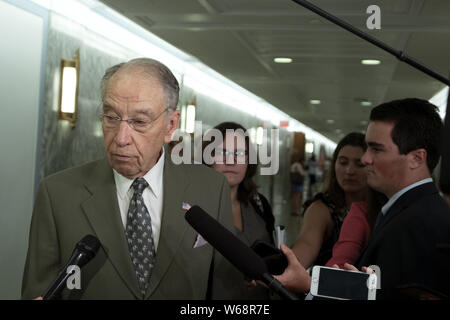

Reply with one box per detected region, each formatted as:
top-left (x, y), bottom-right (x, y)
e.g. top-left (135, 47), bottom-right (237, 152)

top-left (310, 99), bottom-right (321, 105)
top-left (361, 59), bottom-right (381, 65)
top-left (274, 57), bottom-right (292, 64)
top-left (361, 101), bottom-right (372, 107)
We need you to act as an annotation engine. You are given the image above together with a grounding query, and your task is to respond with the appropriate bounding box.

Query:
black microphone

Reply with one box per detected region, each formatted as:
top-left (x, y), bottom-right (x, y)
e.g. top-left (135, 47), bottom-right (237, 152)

top-left (185, 205), bottom-right (299, 300)
top-left (42, 235), bottom-right (101, 300)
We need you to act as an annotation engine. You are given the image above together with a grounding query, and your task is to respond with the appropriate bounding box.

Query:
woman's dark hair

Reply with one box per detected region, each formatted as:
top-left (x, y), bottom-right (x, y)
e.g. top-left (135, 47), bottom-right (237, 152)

top-left (322, 132), bottom-right (367, 213)
top-left (206, 122), bottom-right (258, 205)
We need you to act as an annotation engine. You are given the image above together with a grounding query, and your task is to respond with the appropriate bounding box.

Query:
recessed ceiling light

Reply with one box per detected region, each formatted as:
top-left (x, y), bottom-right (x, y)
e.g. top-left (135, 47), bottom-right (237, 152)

top-left (361, 59), bottom-right (381, 65)
top-left (361, 101), bottom-right (372, 107)
top-left (274, 57), bottom-right (292, 64)
top-left (310, 99), bottom-right (321, 105)
top-left (326, 119), bottom-right (334, 124)
top-left (360, 120), bottom-right (368, 125)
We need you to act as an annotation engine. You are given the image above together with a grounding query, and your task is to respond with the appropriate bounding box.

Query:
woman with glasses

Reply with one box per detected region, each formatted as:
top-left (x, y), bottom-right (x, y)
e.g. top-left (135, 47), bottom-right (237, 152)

top-left (204, 122), bottom-right (275, 299)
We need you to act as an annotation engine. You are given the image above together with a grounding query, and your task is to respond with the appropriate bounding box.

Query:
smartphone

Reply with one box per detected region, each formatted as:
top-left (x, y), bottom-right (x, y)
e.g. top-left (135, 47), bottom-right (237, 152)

top-left (310, 266), bottom-right (377, 300)
top-left (251, 240), bottom-right (288, 275)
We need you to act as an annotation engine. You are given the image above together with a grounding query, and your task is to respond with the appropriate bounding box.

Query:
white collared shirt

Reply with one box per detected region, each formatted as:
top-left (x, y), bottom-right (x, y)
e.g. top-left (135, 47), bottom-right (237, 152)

top-left (113, 149), bottom-right (165, 251)
top-left (381, 177), bottom-right (433, 216)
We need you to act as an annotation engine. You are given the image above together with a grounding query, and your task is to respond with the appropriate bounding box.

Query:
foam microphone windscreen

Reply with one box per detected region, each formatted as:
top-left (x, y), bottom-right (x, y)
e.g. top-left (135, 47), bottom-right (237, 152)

top-left (42, 235), bottom-right (101, 300)
top-left (75, 235), bottom-right (101, 266)
top-left (185, 205), bottom-right (267, 279)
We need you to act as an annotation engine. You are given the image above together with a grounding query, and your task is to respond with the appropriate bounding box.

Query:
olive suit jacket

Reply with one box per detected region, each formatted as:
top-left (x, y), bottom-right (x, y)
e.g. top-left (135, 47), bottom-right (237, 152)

top-left (22, 155), bottom-right (238, 299)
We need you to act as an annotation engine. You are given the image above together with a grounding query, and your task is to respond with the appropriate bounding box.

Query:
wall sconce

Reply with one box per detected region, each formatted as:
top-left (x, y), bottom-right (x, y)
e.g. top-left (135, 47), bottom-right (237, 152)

top-left (249, 127), bottom-right (257, 145)
top-left (180, 98), bottom-right (196, 133)
top-left (58, 49), bottom-right (80, 128)
top-left (256, 126), bottom-right (264, 146)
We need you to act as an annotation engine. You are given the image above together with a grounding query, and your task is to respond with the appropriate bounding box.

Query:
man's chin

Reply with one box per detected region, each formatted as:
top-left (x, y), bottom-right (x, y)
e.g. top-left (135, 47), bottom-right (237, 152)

top-left (367, 180), bottom-right (382, 193)
top-left (112, 162), bottom-right (140, 179)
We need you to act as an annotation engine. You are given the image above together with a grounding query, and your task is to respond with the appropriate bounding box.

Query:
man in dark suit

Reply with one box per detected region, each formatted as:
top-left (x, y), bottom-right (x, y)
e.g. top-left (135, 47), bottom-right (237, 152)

top-left (355, 98), bottom-right (450, 299)
top-left (22, 58), bottom-right (242, 299)
top-left (271, 98), bottom-right (450, 299)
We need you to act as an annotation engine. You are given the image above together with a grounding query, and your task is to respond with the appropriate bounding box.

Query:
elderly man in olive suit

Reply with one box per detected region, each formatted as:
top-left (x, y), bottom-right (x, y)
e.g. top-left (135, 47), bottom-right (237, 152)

top-left (22, 58), bottom-right (251, 300)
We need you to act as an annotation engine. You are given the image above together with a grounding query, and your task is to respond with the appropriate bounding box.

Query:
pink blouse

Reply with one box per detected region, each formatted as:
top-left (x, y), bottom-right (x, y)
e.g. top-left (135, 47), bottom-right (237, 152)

top-left (325, 202), bottom-right (371, 268)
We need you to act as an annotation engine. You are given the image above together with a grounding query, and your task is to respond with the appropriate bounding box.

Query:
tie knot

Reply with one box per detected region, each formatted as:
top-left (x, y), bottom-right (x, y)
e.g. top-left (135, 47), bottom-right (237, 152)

top-left (132, 178), bottom-right (149, 195)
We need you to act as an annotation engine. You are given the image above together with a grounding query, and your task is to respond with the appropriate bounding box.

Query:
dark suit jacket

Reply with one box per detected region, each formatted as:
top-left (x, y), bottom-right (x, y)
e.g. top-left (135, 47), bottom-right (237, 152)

top-left (22, 155), bottom-right (242, 299)
top-left (357, 182), bottom-right (450, 299)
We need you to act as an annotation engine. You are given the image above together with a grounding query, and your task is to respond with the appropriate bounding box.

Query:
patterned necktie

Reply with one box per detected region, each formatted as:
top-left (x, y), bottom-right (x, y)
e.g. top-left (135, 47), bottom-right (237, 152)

top-left (125, 178), bottom-right (156, 297)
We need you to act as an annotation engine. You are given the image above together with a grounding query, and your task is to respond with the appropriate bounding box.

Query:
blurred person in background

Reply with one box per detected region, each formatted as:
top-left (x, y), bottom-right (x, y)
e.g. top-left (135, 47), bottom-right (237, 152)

top-left (306, 154), bottom-right (317, 200)
top-left (290, 156), bottom-right (305, 216)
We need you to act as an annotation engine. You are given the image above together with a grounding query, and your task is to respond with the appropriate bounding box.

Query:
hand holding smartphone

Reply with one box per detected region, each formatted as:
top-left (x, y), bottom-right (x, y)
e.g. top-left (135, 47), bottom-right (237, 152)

top-left (310, 266), bottom-right (377, 300)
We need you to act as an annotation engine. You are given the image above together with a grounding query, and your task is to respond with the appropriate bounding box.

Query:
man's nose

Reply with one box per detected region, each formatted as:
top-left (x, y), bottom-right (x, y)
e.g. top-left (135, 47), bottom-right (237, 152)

top-left (361, 151), bottom-right (371, 165)
top-left (114, 121), bottom-right (133, 146)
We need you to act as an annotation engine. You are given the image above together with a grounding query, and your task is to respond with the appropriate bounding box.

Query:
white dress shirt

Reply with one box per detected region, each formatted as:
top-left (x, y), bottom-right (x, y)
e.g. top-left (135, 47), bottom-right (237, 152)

top-left (380, 177), bottom-right (433, 216)
top-left (113, 149), bottom-right (165, 252)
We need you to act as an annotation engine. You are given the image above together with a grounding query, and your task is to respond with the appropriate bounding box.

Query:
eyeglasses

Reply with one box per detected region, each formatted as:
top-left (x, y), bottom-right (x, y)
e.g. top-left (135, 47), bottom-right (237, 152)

top-left (214, 149), bottom-right (248, 161)
top-left (100, 108), bottom-right (168, 133)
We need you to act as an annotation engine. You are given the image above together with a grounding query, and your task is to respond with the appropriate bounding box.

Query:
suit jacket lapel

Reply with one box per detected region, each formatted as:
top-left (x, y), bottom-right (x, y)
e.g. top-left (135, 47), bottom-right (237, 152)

top-left (146, 154), bottom-right (190, 298)
top-left (357, 182), bottom-right (438, 267)
top-left (375, 182), bottom-right (437, 234)
top-left (80, 158), bottom-right (141, 298)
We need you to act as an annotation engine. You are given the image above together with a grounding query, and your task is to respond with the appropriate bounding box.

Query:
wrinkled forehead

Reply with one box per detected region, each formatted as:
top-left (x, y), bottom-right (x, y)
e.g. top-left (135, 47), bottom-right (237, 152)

top-left (102, 96), bottom-right (156, 117)
top-left (103, 92), bottom-right (149, 107)
top-left (103, 71), bottom-right (165, 115)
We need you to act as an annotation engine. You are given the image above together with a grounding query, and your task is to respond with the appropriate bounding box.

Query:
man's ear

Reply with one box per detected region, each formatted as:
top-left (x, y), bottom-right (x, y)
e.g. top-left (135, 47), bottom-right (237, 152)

top-left (164, 110), bottom-right (181, 143)
top-left (408, 148), bottom-right (427, 169)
